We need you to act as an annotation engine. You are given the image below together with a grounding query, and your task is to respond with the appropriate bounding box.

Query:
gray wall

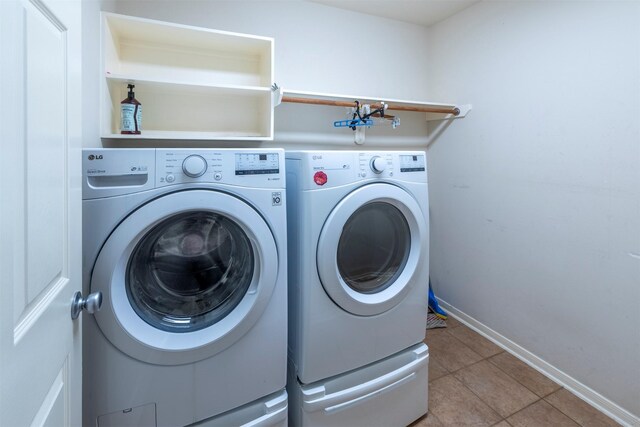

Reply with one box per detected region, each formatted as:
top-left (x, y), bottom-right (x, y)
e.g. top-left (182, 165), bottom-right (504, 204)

top-left (426, 0), bottom-right (640, 418)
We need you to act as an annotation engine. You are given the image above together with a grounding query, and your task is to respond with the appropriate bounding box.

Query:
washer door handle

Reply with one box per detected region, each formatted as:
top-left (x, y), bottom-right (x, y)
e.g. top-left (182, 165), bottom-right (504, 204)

top-left (71, 291), bottom-right (103, 320)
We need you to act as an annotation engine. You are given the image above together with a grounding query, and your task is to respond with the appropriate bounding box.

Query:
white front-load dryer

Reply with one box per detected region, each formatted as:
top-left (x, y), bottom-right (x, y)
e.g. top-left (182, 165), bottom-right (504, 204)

top-left (285, 151), bottom-right (430, 426)
top-left (286, 150), bottom-right (430, 383)
top-left (82, 149), bottom-right (288, 427)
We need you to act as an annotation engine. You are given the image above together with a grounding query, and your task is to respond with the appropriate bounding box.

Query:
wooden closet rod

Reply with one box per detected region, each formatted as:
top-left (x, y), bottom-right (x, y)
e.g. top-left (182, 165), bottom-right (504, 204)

top-left (281, 96), bottom-right (460, 116)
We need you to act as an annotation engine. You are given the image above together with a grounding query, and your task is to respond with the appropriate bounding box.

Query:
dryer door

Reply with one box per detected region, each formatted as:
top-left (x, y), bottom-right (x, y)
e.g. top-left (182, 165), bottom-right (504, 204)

top-left (90, 190), bottom-right (279, 365)
top-left (317, 183), bottom-right (427, 316)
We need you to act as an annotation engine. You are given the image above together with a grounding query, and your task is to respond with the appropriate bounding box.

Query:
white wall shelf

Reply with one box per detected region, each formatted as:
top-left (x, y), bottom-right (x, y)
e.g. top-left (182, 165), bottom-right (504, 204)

top-left (101, 13), bottom-right (274, 140)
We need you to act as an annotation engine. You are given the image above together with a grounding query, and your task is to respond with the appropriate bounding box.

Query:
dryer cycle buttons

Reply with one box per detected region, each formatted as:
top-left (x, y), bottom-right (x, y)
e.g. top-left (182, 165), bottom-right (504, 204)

top-left (314, 171), bottom-right (328, 186)
top-left (182, 155), bottom-right (207, 178)
top-left (370, 156), bottom-right (386, 174)
top-left (165, 174), bottom-right (175, 183)
top-left (214, 173), bottom-right (222, 181)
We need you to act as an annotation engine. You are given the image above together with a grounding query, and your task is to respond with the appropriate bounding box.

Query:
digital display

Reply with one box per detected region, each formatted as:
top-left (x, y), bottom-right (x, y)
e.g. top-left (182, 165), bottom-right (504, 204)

top-left (399, 154), bottom-right (426, 172)
top-left (235, 153), bottom-right (280, 175)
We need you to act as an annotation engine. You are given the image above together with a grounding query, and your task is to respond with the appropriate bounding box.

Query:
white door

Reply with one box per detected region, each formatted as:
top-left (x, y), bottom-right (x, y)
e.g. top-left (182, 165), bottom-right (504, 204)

top-left (0, 0), bottom-right (83, 425)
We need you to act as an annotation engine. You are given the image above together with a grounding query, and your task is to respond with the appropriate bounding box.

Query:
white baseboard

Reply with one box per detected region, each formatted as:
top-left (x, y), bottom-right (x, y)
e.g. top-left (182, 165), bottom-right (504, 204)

top-left (437, 299), bottom-right (639, 427)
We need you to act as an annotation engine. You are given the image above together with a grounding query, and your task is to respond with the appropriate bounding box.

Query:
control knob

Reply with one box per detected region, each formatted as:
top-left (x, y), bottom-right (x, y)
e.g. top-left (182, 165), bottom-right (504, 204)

top-left (370, 156), bottom-right (386, 174)
top-left (182, 155), bottom-right (207, 178)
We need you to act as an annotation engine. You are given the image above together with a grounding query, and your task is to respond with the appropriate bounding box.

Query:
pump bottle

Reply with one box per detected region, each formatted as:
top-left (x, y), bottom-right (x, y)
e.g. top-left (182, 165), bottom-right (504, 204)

top-left (120, 84), bottom-right (142, 134)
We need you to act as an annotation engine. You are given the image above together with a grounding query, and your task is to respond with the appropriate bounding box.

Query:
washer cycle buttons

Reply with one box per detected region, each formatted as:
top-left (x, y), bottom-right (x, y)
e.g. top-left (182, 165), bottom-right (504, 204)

top-left (182, 155), bottom-right (207, 178)
top-left (214, 173), bottom-right (222, 181)
top-left (165, 174), bottom-right (175, 183)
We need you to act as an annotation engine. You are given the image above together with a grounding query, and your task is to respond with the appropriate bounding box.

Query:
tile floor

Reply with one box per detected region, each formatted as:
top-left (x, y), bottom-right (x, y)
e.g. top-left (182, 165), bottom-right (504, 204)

top-left (410, 317), bottom-right (621, 427)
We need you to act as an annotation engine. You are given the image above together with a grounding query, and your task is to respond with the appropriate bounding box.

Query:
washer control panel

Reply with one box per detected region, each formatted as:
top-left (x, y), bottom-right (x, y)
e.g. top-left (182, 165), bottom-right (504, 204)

top-left (182, 155), bottom-right (208, 178)
top-left (157, 149), bottom-right (283, 188)
top-left (235, 153), bottom-right (280, 175)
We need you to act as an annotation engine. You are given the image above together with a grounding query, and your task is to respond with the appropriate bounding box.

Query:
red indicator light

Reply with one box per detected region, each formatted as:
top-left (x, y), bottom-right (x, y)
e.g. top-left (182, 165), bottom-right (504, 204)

top-left (313, 171), bottom-right (328, 186)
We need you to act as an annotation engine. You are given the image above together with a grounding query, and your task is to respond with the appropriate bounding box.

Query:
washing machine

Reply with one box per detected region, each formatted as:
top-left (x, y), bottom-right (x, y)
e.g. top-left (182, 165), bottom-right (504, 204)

top-left (82, 148), bottom-right (288, 427)
top-left (285, 151), bottom-right (430, 426)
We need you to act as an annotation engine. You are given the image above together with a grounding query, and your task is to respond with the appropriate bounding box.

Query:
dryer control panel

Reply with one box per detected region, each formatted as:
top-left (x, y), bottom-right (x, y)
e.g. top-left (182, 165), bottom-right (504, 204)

top-left (288, 151), bottom-right (427, 190)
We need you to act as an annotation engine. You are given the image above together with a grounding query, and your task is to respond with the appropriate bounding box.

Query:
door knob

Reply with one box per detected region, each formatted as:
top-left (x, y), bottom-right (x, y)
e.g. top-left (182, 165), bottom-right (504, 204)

top-left (71, 291), bottom-right (103, 320)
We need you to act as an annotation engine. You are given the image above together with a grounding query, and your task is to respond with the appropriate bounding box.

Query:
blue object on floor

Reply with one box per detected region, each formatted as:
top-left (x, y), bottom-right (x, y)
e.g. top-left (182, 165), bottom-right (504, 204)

top-left (428, 280), bottom-right (448, 320)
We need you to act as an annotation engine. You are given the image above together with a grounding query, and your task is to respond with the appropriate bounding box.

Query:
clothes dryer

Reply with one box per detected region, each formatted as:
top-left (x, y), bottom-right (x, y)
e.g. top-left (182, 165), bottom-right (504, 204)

top-left (286, 151), bottom-right (430, 383)
top-left (285, 151), bottom-right (430, 425)
top-left (82, 148), bottom-right (288, 427)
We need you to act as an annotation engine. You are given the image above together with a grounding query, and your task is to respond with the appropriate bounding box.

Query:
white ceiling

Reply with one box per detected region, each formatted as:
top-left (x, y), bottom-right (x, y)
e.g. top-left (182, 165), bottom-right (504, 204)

top-left (308, 0), bottom-right (479, 27)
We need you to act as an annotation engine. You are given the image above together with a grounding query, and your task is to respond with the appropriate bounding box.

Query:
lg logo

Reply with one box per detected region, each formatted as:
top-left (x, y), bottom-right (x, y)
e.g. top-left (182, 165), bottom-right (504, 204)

top-left (87, 154), bottom-right (104, 160)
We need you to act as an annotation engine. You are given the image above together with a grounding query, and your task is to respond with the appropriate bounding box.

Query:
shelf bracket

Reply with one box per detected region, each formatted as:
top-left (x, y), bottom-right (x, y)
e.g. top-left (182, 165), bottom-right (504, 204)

top-left (271, 83), bottom-right (283, 107)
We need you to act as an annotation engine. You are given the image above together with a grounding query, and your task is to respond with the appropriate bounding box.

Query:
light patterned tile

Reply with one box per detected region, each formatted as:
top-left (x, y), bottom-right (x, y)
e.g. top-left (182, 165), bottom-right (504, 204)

top-left (454, 361), bottom-right (539, 418)
top-left (488, 352), bottom-right (561, 398)
top-left (424, 326), bottom-right (451, 343)
top-left (545, 389), bottom-right (621, 427)
top-left (429, 375), bottom-right (502, 426)
top-left (426, 331), bottom-right (484, 373)
top-left (409, 411), bottom-right (445, 427)
top-left (507, 400), bottom-right (579, 427)
top-left (429, 357), bottom-right (449, 382)
top-left (447, 325), bottom-right (503, 358)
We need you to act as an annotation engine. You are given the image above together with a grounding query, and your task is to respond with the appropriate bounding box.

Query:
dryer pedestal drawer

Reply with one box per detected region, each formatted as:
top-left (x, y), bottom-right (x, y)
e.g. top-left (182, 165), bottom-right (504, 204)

top-left (288, 343), bottom-right (429, 427)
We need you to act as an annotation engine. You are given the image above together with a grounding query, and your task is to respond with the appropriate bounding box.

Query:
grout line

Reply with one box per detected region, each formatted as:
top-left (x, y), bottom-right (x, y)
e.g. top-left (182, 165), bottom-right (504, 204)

top-left (431, 329), bottom-right (549, 420)
top-left (428, 328), bottom-right (607, 425)
top-left (541, 393), bottom-right (621, 427)
top-left (455, 372), bottom-right (543, 420)
top-left (431, 331), bottom-right (618, 427)
top-left (542, 397), bottom-right (587, 427)
top-left (501, 398), bottom-right (549, 424)
top-left (437, 373), bottom-right (504, 420)
top-left (427, 327), bottom-right (485, 368)
top-left (437, 301), bottom-right (635, 426)
top-left (485, 351), bottom-right (563, 400)
top-left (446, 338), bottom-right (569, 422)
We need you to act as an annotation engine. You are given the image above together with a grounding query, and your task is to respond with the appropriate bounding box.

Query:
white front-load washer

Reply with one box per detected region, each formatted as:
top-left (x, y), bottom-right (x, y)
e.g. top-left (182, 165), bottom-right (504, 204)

top-left (82, 148), bottom-right (288, 427)
top-left (286, 151), bottom-right (430, 426)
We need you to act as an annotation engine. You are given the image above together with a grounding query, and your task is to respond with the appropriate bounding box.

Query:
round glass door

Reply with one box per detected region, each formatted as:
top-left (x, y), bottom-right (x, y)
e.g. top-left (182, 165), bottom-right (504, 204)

top-left (91, 190), bottom-right (279, 366)
top-left (317, 183), bottom-right (427, 316)
top-left (337, 202), bottom-right (410, 294)
top-left (127, 211), bottom-right (254, 332)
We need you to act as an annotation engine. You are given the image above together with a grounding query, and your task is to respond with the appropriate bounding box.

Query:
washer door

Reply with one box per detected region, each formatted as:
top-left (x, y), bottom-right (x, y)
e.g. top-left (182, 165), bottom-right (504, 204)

top-left (91, 190), bottom-right (278, 365)
top-left (317, 183), bottom-right (426, 316)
